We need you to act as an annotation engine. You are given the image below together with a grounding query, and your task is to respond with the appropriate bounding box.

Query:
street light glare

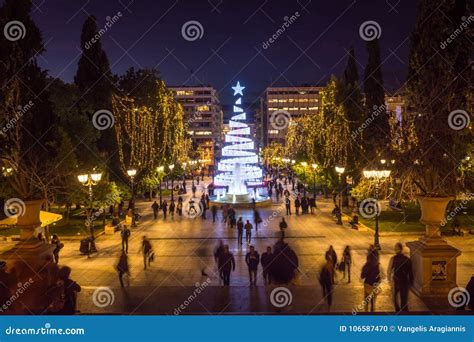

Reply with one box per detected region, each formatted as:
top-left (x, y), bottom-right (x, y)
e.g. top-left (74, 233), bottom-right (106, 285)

top-left (127, 169), bottom-right (137, 177)
top-left (77, 174), bottom-right (88, 183)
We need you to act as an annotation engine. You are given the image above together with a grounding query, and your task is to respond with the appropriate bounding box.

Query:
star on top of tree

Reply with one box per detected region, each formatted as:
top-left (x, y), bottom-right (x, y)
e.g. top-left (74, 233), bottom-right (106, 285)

top-left (232, 81), bottom-right (245, 96)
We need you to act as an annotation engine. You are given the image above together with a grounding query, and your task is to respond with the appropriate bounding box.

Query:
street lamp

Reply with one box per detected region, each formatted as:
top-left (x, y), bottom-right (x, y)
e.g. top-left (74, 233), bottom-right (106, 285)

top-left (363, 165), bottom-right (391, 250)
top-left (335, 166), bottom-right (345, 225)
top-left (156, 166), bottom-right (165, 207)
top-left (127, 169), bottom-right (137, 227)
top-left (312, 163), bottom-right (318, 207)
top-left (169, 164), bottom-right (175, 200)
top-left (78, 172), bottom-right (102, 239)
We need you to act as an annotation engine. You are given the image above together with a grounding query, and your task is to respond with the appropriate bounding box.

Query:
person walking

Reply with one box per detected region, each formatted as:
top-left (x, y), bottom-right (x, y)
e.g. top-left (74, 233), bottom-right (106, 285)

top-left (254, 209), bottom-right (261, 232)
top-left (285, 196), bottom-right (291, 215)
top-left (162, 200), bottom-right (168, 219)
top-left (279, 218), bottom-right (288, 239)
top-left (341, 245), bottom-right (352, 283)
top-left (116, 251), bottom-right (129, 287)
top-left (211, 204), bottom-right (218, 223)
top-left (261, 246), bottom-right (273, 285)
top-left (325, 245), bottom-right (338, 268)
top-left (151, 201), bottom-right (159, 219)
top-left (387, 242), bottom-right (413, 312)
top-left (214, 240), bottom-right (225, 284)
top-left (295, 197), bottom-right (301, 215)
top-left (218, 245), bottom-right (235, 286)
top-left (169, 199), bottom-right (175, 218)
top-left (361, 252), bottom-right (383, 312)
top-left (237, 217), bottom-right (244, 245)
top-left (177, 197), bottom-right (183, 216)
top-left (58, 266), bottom-right (81, 315)
top-left (200, 195), bottom-right (207, 219)
top-left (244, 220), bottom-right (253, 245)
top-left (121, 225), bottom-right (131, 254)
top-left (319, 257), bottom-right (335, 311)
top-left (51, 234), bottom-right (64, 264)
top-left (141, 236), bottom-right (153, 270)
top-left (245, 245), bottom-right (260, 286)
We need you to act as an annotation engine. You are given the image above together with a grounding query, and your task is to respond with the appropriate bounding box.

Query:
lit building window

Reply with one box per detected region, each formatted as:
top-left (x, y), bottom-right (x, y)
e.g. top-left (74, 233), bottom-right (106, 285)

top-left (196, 105), bottom-right (210, 112)
top-left (195, 131), bottom-right (212, 136)
top-left (176, 90), bottom-right (194, 96)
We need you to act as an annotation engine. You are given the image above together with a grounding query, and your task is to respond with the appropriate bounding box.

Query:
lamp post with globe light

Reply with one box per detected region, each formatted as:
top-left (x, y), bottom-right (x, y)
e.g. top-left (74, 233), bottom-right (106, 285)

top-left (335, 166), bottom-right (345, 225)
top-left (127, 169), bottom-right (137, 227)
top-left (169, 164), bottom-right (175, 200)
top-left (77, 172), bottom-right (102, 239)
top-left (156, 166), bottom-right (165, 208)
top-left (312, 163), bottom-right (318, 207)
top-left (363, 163), bottom-right (391, 250)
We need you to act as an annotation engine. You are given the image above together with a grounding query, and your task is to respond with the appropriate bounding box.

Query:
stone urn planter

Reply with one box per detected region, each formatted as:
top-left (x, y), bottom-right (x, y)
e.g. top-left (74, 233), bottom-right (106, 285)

top-left (0, 199), bottom-right (55, 313)
top-left (407, 195), bottom-right (460, 300)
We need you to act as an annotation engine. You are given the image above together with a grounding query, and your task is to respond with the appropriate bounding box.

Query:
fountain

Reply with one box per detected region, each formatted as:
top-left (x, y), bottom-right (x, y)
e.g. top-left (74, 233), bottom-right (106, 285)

top-left (211, 81), bottom-right (271, 207)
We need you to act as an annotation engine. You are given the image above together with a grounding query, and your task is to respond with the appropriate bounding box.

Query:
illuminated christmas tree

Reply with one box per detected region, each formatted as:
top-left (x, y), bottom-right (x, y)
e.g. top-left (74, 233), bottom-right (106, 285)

top-left (214, 82), bottom-right (264, 201)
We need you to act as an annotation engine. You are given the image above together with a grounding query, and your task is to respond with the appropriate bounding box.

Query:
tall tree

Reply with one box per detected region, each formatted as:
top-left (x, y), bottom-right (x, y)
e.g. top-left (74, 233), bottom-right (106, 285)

top-left (74, 15), bottom-right (115, 154)
top-left (398, 0), bottom-right (472, 196)
top-left (363, 39), bottom-right (389, 160)
top-left (0, 0), bottom-right (62, 199)
top-left (339, 47), bottom-right (366, 178)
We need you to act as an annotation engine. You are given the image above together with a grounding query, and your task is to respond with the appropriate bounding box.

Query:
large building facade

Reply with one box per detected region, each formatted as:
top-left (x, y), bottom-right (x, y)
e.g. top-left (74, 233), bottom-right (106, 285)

top-left (265, 86), bottom-right (323, 145)
top-left (170, 86), bottom-right (224, 167)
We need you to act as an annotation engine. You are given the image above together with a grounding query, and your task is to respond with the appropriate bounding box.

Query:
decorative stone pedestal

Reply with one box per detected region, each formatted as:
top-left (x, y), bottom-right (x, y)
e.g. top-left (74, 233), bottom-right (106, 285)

top-left (0, 199), bottom-right (55, 313)
top-left (407, 196), bottom-right (460, 299)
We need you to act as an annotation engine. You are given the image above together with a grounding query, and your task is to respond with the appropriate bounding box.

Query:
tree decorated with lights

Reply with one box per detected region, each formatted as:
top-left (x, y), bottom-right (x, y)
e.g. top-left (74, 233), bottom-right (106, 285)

top-left (214, 82), bottom-right (263, 198)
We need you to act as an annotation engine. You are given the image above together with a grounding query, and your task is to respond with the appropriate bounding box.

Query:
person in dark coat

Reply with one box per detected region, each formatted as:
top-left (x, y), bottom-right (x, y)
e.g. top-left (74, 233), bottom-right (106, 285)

top-left (341, 245), bottom-right (352, 283)
top-left (51, 234), bottom-right (63, 264)
top-left (245, 245), bottom-right (260, 286)
top-left (214, 240), bottom-right (225, 284)
top-left (387, 243), bottom-right (413, 312)
top-left (361, 252), bottom-right (383, 312)
top-left (261, 246), bottom-right (274, 285)
top-left (162, 200), bottom-right (168, 219)
top-left (151, 201), bottom-right (159, 219)
top-left (116, 252), bottom-right (129, 287)
top-left (121, 225), bottom-right (131, 254)
top-left (279, 218), bottom-right (288, 239)
top-left (236, 218), bottom-right (244, 245)
top-left (295, 197), bottom-right (301, 215)
top-left (211, 205), bottom-right (218, 223)
top-left (271, 239), bottom-right (299, 284)
top-left (58, 266), bottom-right (81, 315)
top-left (141, 236), bottom-right (153, 270)
top-left (325, 245), bottom-right (338, 269)
top-left (319, 257), bottom-right (335, 311)
top-left (218, 245), bottom-right (235, 286)
top-left (285, 196), bottom-right (291, 215)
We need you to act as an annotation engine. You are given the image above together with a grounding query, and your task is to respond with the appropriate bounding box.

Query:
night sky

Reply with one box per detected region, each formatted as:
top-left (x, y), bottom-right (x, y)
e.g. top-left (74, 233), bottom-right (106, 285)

top-left (30, 0), bottom-right (417, 106)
